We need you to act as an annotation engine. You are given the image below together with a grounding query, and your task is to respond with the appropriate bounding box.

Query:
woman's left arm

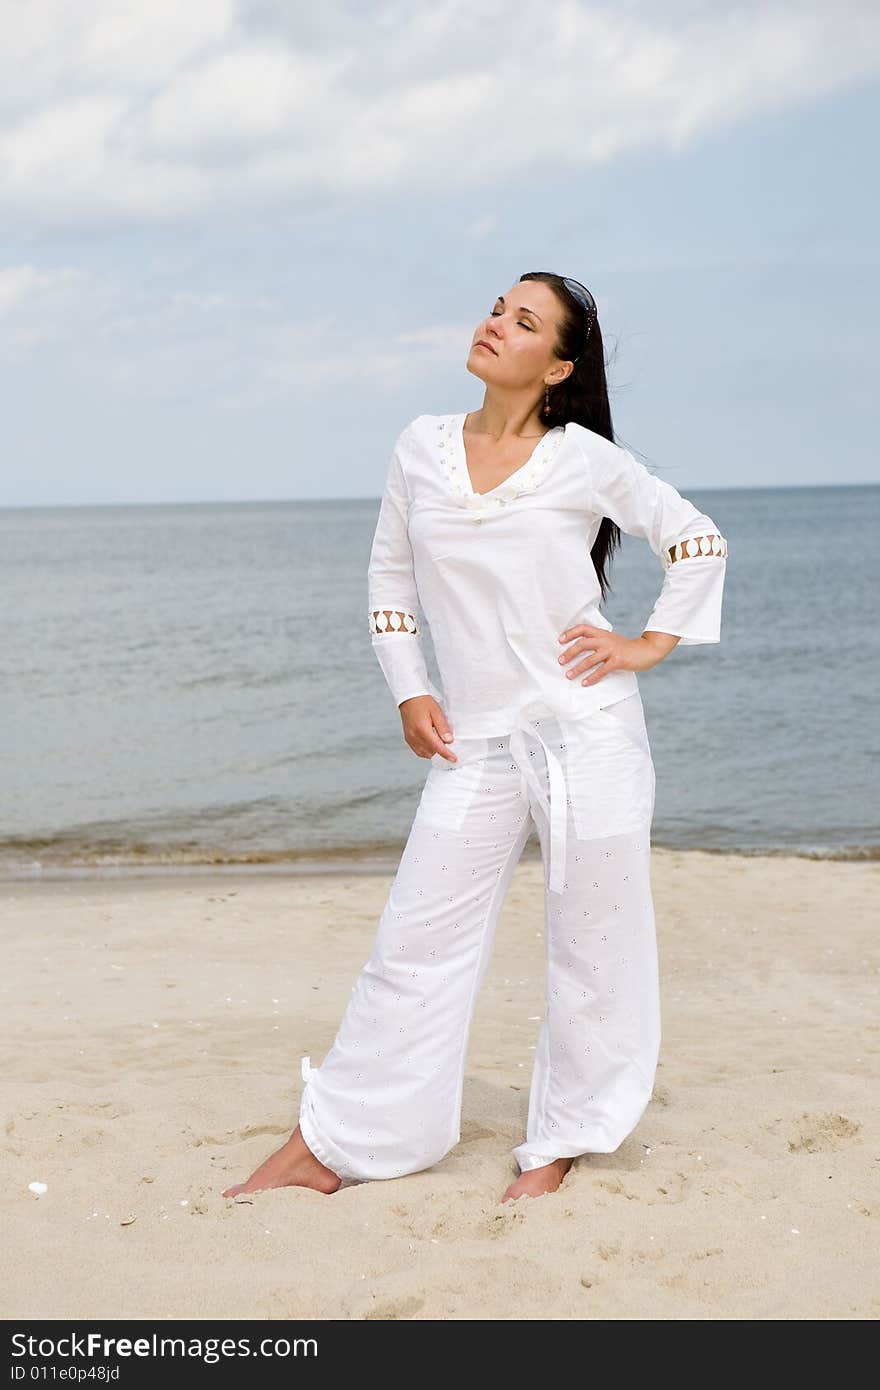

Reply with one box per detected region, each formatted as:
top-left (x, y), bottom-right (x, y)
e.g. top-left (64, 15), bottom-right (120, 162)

top-left (559, 434), bottom-right (728, 685)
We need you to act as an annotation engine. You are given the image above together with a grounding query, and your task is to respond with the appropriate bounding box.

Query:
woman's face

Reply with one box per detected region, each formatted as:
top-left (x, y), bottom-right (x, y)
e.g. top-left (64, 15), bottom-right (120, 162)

top-left (467, 280), bottom-right (571, 388)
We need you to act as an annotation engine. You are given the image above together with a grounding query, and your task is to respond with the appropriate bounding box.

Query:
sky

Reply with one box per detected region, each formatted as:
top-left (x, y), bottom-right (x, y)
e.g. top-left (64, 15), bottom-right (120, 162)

top-left (1, 0), bottom-right (878, 507)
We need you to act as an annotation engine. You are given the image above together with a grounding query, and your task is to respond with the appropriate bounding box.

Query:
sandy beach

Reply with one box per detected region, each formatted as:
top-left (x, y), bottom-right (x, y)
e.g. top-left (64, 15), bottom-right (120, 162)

top-left (2, 848), bottom-right (878, 1321)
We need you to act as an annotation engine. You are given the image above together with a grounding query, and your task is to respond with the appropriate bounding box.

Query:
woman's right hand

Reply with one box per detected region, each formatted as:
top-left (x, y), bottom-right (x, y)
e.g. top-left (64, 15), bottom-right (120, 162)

top-left (398, 696), bottom-right (457, 761)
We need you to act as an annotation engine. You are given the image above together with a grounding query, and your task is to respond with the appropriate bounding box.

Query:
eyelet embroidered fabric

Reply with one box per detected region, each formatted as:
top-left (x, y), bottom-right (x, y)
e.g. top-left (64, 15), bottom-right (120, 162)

top-left (369, 608), bottom-right (420, 635)
top-left (366, 413), bottom-right (729, 715)
top-left (664, 533), bottom-right (728, 568)
top-left (298, 691), bottom-right (661, 1182)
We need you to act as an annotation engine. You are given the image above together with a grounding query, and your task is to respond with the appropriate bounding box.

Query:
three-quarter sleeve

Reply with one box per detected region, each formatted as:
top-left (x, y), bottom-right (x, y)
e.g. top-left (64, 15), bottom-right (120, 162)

top-left (367, 429), bottom-right (442, 706)
top-left (584, 435), bottom-right (728, 645)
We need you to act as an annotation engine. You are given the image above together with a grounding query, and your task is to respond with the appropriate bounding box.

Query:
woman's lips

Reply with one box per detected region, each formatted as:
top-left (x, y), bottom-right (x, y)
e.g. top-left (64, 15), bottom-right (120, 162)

top-left (474, 341), bottom-right (497, 354)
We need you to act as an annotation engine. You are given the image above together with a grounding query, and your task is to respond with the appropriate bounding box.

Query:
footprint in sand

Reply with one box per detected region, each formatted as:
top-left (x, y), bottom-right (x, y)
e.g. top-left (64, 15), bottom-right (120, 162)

top-left (785, 1111), bottom-right (861, 1154)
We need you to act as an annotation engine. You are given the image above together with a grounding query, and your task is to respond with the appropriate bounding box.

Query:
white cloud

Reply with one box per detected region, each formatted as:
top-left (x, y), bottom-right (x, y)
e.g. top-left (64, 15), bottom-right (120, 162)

top-left (464, 215), bottom-right (499, 240)
top-left (0, 1), bottom-right (234, 112)
top-left (0, 262), bottom-right (474, 401)
top-left (1, 0), bottom-right (877, 231)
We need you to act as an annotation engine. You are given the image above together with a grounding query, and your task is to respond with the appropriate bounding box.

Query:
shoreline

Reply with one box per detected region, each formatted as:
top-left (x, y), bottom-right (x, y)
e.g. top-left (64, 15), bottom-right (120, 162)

top-left (1, 837), bottom-right (877, 885)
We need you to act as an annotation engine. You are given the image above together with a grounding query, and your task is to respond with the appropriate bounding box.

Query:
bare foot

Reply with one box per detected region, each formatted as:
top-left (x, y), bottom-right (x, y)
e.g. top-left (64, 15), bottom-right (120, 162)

top-left (500, 1156), bottom-right (575, 1204)
top-left (222, 1125), bottom-right (342, 1197)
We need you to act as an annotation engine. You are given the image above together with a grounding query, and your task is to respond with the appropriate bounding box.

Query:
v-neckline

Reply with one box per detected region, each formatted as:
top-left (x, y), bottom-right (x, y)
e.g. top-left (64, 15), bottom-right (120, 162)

top-left (456, 411), bottom-right (563, 498)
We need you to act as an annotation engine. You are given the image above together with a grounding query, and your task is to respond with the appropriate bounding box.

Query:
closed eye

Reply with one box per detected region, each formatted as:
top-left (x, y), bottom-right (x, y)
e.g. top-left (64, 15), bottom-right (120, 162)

top-left (489, 309), bottom-right (534, 330)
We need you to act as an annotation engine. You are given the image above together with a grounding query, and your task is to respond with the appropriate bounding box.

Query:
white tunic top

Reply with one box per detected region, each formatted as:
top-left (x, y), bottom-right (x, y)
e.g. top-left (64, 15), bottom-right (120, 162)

top-left (368, 411), bottom-right (729, 741)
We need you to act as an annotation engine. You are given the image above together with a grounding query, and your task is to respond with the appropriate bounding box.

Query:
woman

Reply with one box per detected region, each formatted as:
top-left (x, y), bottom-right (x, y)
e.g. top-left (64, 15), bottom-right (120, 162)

top-left (223, 271), bottom-right (728, 1204)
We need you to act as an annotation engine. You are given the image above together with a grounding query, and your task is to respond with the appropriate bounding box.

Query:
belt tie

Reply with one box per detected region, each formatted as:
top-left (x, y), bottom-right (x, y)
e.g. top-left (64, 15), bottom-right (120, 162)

top-left (508, 710), bottom-right (568, 895)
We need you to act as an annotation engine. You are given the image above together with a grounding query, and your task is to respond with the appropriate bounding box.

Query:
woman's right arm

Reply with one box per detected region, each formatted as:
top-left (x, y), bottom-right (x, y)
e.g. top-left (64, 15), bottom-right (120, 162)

top-left (367, 426), bottom-right (456, 760)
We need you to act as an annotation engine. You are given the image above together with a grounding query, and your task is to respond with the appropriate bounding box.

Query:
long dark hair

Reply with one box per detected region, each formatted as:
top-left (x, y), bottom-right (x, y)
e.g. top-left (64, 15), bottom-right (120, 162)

top-left (520, 270), bottom-right (621, 603)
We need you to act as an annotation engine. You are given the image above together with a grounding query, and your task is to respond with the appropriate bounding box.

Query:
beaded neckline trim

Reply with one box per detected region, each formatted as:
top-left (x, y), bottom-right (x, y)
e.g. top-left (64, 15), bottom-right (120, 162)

top-left (435, 413), bottom-right (565, 513)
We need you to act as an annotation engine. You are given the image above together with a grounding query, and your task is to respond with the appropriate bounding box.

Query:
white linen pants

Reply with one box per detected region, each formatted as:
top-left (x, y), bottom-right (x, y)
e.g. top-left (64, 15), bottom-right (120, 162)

top-left (298, 690), bottom-right (660, 1181)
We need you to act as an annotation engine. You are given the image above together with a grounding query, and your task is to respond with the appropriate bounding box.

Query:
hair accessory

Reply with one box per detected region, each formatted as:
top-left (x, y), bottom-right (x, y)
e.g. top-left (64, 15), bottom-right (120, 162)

top-left (561, 276), bottom-right (597, 363)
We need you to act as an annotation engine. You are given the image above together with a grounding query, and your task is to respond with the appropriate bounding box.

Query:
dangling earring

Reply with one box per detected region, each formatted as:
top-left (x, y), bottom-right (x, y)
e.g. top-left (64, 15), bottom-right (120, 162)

top-left (542, 384), bottom-right (550, 418)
